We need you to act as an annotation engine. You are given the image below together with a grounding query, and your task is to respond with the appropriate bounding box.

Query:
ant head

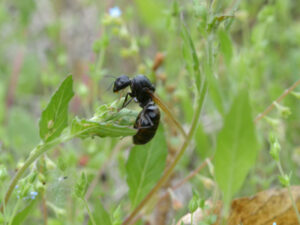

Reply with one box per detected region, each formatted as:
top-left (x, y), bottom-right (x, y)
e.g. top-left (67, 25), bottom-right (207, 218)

top-left (113, 75), bottom-right (131, 92)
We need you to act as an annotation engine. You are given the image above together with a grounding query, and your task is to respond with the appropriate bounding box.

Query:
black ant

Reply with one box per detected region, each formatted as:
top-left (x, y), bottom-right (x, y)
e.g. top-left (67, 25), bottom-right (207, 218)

top-left (113, 75), bottom-right (187, 145)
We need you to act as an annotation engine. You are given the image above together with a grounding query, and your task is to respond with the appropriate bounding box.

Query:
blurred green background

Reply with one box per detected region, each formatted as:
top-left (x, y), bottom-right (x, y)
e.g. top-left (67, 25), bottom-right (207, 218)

top-left (0, 0), bottom-right (300, 224)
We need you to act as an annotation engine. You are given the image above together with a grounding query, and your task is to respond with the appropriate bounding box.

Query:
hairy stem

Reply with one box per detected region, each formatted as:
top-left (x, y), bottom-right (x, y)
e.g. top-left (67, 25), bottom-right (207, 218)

top-left (122, 81), bottom-right (207, 225)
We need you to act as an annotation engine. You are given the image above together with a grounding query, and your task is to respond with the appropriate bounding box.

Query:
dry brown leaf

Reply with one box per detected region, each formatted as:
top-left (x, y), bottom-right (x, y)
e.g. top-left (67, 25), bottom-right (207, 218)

top-left (227, 186), bottom-right (300, 225)
top-left (176, 186), bottom-right (300, 225)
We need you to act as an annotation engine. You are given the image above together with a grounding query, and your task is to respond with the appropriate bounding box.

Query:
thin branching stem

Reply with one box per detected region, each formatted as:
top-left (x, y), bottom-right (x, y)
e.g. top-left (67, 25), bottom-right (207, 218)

top-left (254, 79), bottom-right (300, 123)
top-left (122, 80), bottom-right (207, 225)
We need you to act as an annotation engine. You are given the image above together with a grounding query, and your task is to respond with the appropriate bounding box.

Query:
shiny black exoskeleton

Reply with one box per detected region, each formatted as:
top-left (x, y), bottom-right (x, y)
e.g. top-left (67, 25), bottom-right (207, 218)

top-left (113, 75), bottom-right (160, 145)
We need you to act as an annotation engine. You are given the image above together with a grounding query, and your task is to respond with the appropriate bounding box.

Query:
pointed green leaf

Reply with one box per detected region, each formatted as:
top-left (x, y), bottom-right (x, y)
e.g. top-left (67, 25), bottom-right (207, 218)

top-left (89, 200), bottom-right (112, 225)
top-left (11, 199), bottom-right (38, 225)
top-left (126, 125), bottom-right (167, 208)
top-left (214, 90), bottom-right (258, 205)
top-left (39, 75), bottom-right (74, 142)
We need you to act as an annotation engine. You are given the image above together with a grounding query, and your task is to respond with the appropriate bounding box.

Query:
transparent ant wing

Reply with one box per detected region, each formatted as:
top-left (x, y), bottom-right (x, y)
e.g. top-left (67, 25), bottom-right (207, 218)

top-left (147, 90), bottom-right (187, 139)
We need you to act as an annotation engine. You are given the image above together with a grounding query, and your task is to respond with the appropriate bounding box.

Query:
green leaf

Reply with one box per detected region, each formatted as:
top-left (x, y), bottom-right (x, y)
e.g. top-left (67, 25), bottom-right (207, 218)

top-left (218, 29), bottom-right (233, 66)
top-left (39, 75), bottom-right (74, 142)
top-left (71, 99), bottom-right (138, 139)
top-left (195, 124), bottom-right (211, 159)
top-left (11, 199), bottom-right (38, 225)
top-left (126, 125), bottom-right (167, 208)
top-left (89, 200), bottom-right (112, 225)
top-left (214, 90), bottom-right (258, 206)
top-left (71, 118), bottom-right (137, 139)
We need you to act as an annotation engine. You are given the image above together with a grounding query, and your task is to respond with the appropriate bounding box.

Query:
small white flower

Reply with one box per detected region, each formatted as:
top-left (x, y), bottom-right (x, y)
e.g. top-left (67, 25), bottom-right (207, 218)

top-left (109, 6), bottom-right (122, 18)
top-left (273, 223), bottom-right (277, 225)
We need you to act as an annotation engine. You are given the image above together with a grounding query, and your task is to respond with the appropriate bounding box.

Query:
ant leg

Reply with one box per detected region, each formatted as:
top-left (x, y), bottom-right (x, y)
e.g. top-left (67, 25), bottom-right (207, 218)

top-left (122, 97), bottom-right (134, 108)
top-left (137, 124), bottom-right (153, 129)
top-left (137, 113), bottom-right (154, 129)
top-left (121, 92), bottom-right (133, 109)
top-left (144, 113), bottom-right (154, 126)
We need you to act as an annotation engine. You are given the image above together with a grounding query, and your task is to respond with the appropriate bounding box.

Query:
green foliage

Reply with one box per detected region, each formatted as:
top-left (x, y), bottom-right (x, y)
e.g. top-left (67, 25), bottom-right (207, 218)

top-left (1, 0), bottom-right (300, 224)
top-left (126, 125), bottom-right (167, 208)
top-left (218, 28), bottom-right (233, 66)
top-left (39, 75), bottom-right (74, 142)
top-left (11, 199), bottom-right (38, 225)
top-left (214, 90), bottom-right (258, 205)
top-left (7, 107), bottom-right (40, 154)
top-left (181, 25), bottom-right (202, 91)
top-left (134, 0), bottom-right (165, 30)
top-left (71, 117), bottom-right (136, 139)
top-left (0, 165), bottom-right (8, 181)
top-left (90, 200), bottom-right (112, 225)
top-left (195, 124), bottom-right (210, 159)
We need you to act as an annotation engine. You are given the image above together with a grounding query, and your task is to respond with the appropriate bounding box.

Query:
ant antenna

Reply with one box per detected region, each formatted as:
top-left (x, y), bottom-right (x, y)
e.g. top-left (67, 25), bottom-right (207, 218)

top-left (105, 81), bottom-right (114, 93)
top-left (103, 74), bottom-right (117, 79)
top-left (100, 75), bottom-right (117, 93)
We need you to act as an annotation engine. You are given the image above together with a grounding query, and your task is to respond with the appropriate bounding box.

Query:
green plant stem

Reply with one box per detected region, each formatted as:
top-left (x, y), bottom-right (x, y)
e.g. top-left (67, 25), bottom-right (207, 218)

top-left (0, 135), bottom-right (73, 212)
top-left (287, 185), bottom-right (300, 223)
top-left (276, 161), bottom-right (300, 223)
top-left (82, 198), bottom-right (96, 225)
top-left (8, 197), bottom-right (21, 225)
top-left (254, 79), bottom-right (300, 123)
top-left (122, 80), bottom-right (207, 225)
top-left (2, 193), bottom-right (7, 224)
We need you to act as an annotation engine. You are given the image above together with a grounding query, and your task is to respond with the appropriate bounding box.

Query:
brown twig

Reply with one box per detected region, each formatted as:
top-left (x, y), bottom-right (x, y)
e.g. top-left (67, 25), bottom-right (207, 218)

top-left (158, 157), bottom-right (211, 203)
top-left (172, 157), bottom-right (211, 191)
top-left (254, 79), bottom-right (300, 123)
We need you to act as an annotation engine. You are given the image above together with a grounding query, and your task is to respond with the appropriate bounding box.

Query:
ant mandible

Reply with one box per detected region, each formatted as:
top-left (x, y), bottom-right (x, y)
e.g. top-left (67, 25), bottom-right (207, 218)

top-left (113, 74), bottom-right (187, 145)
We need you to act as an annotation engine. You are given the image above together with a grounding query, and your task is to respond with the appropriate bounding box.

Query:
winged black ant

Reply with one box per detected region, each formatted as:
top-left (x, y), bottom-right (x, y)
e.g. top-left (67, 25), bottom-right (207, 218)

top-left (113, 74), bottom-right (187, 145)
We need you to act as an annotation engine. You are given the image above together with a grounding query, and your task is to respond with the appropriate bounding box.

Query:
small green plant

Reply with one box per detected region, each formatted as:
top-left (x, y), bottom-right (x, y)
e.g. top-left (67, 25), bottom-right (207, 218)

top-left (269, 134), bottom-right (300, 223)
